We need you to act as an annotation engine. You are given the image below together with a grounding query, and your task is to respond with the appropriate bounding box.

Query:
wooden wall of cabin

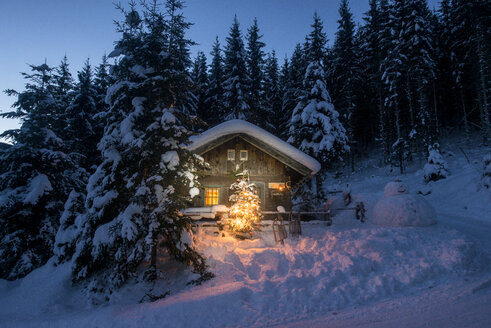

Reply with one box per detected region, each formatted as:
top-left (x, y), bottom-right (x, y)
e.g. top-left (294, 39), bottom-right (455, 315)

top-left (192, 137), bottom-right (304, 211)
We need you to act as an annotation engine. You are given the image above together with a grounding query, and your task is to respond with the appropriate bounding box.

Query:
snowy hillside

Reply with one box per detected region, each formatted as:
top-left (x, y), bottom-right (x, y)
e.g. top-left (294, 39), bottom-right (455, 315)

top-left (0, 134), bottom-right (490, 328)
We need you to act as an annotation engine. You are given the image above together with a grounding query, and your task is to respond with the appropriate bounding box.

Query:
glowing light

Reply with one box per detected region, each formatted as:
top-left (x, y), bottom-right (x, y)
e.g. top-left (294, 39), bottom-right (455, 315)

top-left (228, 170), bottom-right (261, 236)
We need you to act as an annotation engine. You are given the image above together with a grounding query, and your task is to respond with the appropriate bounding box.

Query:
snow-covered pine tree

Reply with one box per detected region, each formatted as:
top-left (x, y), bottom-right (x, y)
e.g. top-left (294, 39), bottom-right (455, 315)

top-left (205, 36), bottom-right (225, 126)
top-left (448, 0), bottom-right (490, 146)
top-left (164, 0), bottom-right (197, 122)
top-left (68, 2), bottom-right (210, 299)
top-left (223, 16), bottom-right (251, 121)
top-left (288, 13), bottom-right (349, 166)
top-left (64, 59), bottom-right (101, 169)
top-left (54, 59), bottom-right (101, 263)
top-left (0, 63), bottom-right (78, 280)
top-left (246, 18), bottom-right (269, 129)
top-left (363, 0), bottom-right (392, 162)
top-left (93, 54), bottom-right (113, 133)
top-left (280, 44), bottom-right (308, 140)
top-left (423, 143), bottom-right (449, 183)
top-left (279, 57), bottom-right (295, 140)
top-left (288, 60), bottom-right (349, 165)
top-left (52, 56), bottom-right (75, 136)
top-left (191, 51), bottom-right (209, 124)
top-left (380, 0), bottom-right (408, 174)
top-left (398, 0), bottom-right (437, 152)
top-left (331, 0), bottom-right (358, 169)
top-left (263, 51), bottom-right (282, 134)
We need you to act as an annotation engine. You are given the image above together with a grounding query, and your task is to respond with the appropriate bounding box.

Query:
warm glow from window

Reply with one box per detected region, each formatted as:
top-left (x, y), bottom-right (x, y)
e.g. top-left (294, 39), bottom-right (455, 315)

top-left (268, 182), bottom-right (285, 190)
top-left (205, 187), bottom-right (220, 206)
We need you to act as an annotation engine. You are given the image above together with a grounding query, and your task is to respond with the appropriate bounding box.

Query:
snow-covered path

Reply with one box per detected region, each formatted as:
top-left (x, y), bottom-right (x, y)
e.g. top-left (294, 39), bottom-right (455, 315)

top-left (286, 272), bottom-right (491, 328)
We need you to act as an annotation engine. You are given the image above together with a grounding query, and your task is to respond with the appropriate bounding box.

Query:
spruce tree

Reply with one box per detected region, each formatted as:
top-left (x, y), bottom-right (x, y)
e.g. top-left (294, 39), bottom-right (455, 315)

top-left (206, 36), bottom-right (225, 125)
top-left (279, 57), bottom-right (295, 140)
top-left (54, 60), bottom-right (101, 263)
top-left (288, 14), bottom-right (349, 166)
top-left (0, 63), bottom-right (78, 279)
top-left (282, 44), bottom-right (308, 139)
top-left (65, 3), bottom-right (210, 299)
top-left (398, 0), bottom-right (437, 152)
top-left (380, 0), bottom-right (408, 173)
top-left (64, 59), bottom-right (100, 169)
top-left (448, 0), bottom-right (490, 146)
top-left (223, 16), bottom-right (251, 121)
top-left (332, 0), bottom-right (358, 169)
top-left (191, 51), bottom-right (209, 124)
top-left (246, 18), bottom-right (268, 128)
top-left (93, 54), bottom-right (112, 124)
top-left (263, 51), bottom-right (282, 133)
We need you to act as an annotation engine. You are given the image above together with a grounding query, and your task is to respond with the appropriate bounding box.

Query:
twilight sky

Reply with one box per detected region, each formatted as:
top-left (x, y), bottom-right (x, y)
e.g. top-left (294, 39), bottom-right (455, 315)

top-left (0, 0), bottom-right (440, 140)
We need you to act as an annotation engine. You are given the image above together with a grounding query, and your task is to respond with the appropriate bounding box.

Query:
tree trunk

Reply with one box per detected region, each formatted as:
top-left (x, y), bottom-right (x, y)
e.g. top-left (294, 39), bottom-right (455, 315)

top-left (150, 243), bottom-right (157, 268)
top-left (406, 74), bottom-right (415, 128)
top-left (477, 35), bottom-right (490, 145)
top-left (378, 85), bottom-right (388, 163)
top-left (460, 87), bottom-right (471, 147)
top-left (432, 79), bottom-right (439, 136)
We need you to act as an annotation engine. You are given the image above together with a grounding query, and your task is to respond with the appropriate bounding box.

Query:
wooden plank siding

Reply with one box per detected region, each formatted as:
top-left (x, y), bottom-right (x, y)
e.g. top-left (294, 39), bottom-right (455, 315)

top-left (192, 136), bottom-right (303, 211)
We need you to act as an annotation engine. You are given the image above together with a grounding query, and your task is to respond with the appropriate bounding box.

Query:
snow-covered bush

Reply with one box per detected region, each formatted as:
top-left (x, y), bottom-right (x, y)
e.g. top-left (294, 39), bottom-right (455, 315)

top-left (374, 182), bottom-right (436, 227)
top-left (423, 143), bottom-right (449, 183)
top-left (482, 154), bottom-right (491, 189)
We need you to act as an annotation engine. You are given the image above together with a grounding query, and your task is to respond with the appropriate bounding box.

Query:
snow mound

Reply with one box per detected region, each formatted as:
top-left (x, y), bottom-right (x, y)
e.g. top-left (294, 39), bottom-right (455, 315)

top-left (384, 180), bottom-right (409, 197)
top-left (374, 193), bottom-right (436, 227)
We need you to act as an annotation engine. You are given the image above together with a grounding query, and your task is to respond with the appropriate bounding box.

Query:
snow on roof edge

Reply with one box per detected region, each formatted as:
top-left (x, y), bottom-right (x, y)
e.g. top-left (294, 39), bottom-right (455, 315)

top-left (187, 119), bottom-right (321, 174)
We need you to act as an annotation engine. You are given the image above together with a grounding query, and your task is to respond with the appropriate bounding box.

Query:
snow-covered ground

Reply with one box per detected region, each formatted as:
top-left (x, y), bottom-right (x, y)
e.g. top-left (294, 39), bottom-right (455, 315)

top-left (1, 134), bottom-right (490, 328)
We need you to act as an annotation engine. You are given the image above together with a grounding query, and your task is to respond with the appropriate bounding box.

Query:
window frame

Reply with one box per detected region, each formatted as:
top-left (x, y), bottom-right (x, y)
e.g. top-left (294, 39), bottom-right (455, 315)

top-left (239, 149), bottom-right (248, 161)
top-left (227, 149), bottom-right (235, 161)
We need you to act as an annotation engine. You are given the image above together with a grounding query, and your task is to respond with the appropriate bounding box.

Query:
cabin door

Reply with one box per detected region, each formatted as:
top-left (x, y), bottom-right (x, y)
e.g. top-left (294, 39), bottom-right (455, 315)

top-left (251, 181), bottom-right (265, 210)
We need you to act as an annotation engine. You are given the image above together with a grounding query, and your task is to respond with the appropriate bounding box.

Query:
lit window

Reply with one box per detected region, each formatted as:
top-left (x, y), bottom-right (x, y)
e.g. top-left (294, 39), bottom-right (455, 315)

top-left (205, 187), bottom-right (220, 206)
top-left (227, 149), bottom-right (235, 161)
top-left (268, 182), bottom-right (285, 190)
top-left (240, 150), bottom-right (248, 161)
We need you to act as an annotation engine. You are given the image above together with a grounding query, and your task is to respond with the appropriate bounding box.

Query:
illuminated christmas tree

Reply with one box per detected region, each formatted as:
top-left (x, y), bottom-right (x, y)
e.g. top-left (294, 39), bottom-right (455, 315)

top-left (228, 171), bottom-right (261, 237)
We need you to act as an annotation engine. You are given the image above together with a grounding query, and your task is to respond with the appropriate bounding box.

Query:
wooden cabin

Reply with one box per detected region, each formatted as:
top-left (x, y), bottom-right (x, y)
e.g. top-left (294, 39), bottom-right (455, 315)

top-left (187, 120), bottom-right (320, 214)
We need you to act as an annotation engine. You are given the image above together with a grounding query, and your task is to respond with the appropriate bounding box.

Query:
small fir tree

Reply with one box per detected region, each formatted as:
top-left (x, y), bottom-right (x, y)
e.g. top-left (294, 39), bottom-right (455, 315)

top-left (423, 143), bottom-right (449, 182)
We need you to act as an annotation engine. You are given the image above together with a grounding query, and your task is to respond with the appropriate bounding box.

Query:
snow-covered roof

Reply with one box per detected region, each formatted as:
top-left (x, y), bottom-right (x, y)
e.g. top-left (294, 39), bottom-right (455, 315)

top-left (188, 119), bottom-right (321, 175)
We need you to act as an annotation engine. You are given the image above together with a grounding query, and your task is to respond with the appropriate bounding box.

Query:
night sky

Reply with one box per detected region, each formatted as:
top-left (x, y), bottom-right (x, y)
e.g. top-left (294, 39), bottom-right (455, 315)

top-left (0, 0), bottom-right (440, 138)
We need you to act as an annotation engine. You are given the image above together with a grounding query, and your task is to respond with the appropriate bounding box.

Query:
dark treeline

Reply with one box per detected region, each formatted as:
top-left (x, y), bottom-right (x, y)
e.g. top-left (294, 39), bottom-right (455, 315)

top-left (0, 0), bottom-right (488, 299)
top-left (192, 0), bottom-right (490, 172)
